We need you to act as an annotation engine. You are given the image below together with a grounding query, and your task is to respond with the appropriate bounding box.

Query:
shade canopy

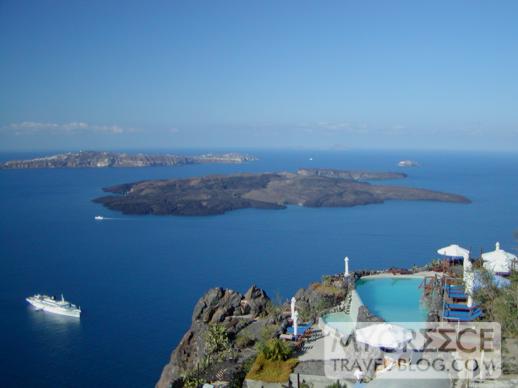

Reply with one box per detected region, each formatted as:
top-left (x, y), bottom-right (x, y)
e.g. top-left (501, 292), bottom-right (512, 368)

top-left (437, 244), bottom-right (470, 259)
top-left (355, 323), bottom-right (413, 349)
top-left (482, 242), bottom-right (517, 274)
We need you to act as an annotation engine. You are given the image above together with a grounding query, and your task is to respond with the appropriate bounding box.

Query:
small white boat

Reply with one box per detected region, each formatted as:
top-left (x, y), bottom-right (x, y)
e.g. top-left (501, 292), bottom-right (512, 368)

top-left (309, 157), bottom-right (313, 161)
top-left (94, 215), bottom-right (104, 221)
top-left (26, 294), bottom-right (81, 318)
top-left (398, 160), bottom-right (419, 168)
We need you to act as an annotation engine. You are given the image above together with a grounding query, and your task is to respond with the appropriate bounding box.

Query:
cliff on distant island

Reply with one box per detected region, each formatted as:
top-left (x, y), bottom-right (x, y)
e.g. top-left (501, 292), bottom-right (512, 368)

top-left (0, 151), bottom-right (256, 169)
top-left (94, 168), bottom-right (470, 216)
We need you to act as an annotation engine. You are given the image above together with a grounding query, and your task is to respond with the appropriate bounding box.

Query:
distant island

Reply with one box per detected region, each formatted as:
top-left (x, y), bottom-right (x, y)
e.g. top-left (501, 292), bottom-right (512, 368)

top-left (93, 168), bottom-right (470, 216)
top-left (0, 151), bottom-right (257, 169)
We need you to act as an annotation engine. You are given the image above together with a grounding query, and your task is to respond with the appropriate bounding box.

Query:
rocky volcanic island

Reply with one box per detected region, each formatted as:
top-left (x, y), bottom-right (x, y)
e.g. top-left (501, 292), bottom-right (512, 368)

top-left (1, 150), bottom-right (256, 169)
top-left (94, 168), bottom-right (470, 216)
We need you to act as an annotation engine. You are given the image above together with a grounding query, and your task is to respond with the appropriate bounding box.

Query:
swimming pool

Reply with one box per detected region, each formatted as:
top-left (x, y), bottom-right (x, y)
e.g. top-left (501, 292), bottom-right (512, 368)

top-left (321, 311), bottom-right (355, 337)
top-left (355, 277), bottom-right (428, 322)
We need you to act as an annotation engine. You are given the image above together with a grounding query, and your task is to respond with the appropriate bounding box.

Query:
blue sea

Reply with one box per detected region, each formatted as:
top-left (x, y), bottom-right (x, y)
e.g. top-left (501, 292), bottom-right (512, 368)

top-left (1, 149), bottom-right (517, 387)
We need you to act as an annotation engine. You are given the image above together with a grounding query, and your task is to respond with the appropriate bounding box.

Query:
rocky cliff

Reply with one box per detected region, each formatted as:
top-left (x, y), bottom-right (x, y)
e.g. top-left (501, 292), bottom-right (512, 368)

top-left (156, 285), bottom-right (272, 388)
top-left (156, 274), bottom-right (353, 388)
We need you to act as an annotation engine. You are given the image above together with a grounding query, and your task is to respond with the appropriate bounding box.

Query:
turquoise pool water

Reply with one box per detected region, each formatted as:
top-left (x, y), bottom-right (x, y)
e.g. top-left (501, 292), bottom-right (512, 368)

top-left (322, 312), bottom-right (355, 337)
top-left (355, 277), bottom-right (428, 322)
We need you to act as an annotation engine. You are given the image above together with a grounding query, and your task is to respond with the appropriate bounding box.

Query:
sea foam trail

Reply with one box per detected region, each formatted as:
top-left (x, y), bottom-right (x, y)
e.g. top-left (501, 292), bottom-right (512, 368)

top-left (95, 217), bottom-right (134, 221)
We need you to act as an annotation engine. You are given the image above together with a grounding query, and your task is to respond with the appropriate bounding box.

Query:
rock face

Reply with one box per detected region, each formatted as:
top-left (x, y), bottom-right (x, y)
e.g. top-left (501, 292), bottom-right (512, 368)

top-left (356, 306), bottom-right (385, 328)
top-left (94, 168), bottom-right (471, 216)
top-left (297, 168), bottom-right (406, 180)
top-left (294, 276), bottom-right (348, 321)
top-left (1, 151), bottom-right (256, 169)
top-left (156, 286), bottom-right (270, 388)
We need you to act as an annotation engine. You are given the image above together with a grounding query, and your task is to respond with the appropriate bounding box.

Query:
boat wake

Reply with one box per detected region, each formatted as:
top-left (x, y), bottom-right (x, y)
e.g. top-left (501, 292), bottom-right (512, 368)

top-left (94, 216), bottom-right (135, 221)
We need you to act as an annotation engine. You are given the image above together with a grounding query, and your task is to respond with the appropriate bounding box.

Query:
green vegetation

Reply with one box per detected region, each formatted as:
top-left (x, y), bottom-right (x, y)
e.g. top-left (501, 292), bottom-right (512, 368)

top-left (264, 299), bottom-right (282, 317)
top-left (474, 269), bottom-right (518, 338)
top-left (312, 283), bottom-right (344, 297)
top-left (259, 324), bottom-right (278, 342)
top-left (235, 330), bottom-right (254, 349)
top-left (246, 336), bottom-right (297, 382)
top-left (298, 297), bottom-right (335, 322)
top-left (181, 369), bottom-right (205, 388)
top-left (326, 381), bottom-right (347, 388)
top-left (205, 324), bottom-right (232, 360)
top-left (315, 277), bottom-right (346, 297)
top-left (246, 354), bottom-right (298, 382)
top-left (257, 338), bottom-right (293, 361)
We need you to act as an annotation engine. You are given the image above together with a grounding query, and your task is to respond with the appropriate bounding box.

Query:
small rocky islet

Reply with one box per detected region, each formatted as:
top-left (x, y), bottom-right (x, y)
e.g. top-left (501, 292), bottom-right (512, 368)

top-left (93, 168), bottom-right (471, 216)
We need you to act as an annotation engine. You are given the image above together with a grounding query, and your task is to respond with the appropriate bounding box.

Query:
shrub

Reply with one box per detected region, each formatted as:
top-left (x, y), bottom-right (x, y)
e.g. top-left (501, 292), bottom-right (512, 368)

top-left (246, 354), bottom-right (298, 382)
top-left (204, 324), bottom-right (232, 361)
top-left (257, 338), bottom-right (293, 361)
top-left (182, 370), bottom-right (204, 388)
top-left (264, 300), bottom-right (282, 317)
top-left (474, 269), bottom-right (518, 338)
top-left (235, 331), bottom-right (254, 349)
top-left (259, 324), bottom-right (277, 342)
top-left (321, 275), bottom-right (332, 285)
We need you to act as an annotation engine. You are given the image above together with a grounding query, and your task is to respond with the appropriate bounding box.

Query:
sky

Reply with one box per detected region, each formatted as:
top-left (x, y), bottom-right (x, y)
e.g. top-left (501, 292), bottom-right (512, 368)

top-left (1, 0), bottom-right (518, 151)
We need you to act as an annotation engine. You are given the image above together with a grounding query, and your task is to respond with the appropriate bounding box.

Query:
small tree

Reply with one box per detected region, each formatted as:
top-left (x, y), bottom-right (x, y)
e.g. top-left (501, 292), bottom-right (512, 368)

top-left (205, 324), bottom-right (232, 361)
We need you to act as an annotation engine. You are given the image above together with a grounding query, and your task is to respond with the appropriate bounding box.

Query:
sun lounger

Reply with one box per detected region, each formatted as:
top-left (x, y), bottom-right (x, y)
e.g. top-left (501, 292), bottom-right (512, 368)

top-left (442, 308), bottom-right (483, 321)
top-left (448, 294), bottom-right (468, 301)
top-left (445, 303), bottom-right (480, 311)
top-left (448, 291), bottom-right (467, 297)
top-left (447, 288), bottom-right (466, 293)
top-left (444, 285), bottom-right (465, 293)
top-left (446, 289), bottom-right (467, 299)
top-left (444, 284), bottom-right (464, 290)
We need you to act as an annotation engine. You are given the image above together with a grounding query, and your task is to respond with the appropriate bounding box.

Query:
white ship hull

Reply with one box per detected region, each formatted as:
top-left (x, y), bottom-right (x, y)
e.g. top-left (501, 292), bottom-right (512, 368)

top-left (26, 297), bottom-right (81, 318)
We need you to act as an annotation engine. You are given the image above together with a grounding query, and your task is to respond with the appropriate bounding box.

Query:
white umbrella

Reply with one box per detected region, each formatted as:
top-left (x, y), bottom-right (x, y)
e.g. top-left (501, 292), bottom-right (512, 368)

top-left (344, 256), bottom-right (350, 277)
top-left (463, 254), bottom-right (472, 273)
top-left (355, 323), bottom-right (413, 349)
top-left (437, 244), bottom-right (470, 259)
top-left (482, 242), bottom-right (517, 274)
top-left (463, 255), bottom-right (474, 306)
top-left (293, 310), bottom-right (299, 336)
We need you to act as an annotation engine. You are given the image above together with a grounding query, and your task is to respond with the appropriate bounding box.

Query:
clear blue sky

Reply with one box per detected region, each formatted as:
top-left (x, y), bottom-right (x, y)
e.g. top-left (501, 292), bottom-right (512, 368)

top-left (1, 0), bottom-right (517, 151)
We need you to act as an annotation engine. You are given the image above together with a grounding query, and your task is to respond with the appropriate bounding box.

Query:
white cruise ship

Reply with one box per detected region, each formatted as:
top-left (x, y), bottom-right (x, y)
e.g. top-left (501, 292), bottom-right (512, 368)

top-left (26, 294), bottom-right (81, 318)
top-left (398, 159), bottom-right (419, 167)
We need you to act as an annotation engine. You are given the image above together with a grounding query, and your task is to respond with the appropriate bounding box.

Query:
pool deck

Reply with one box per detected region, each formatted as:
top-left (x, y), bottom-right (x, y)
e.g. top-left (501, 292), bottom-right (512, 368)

top-left (307, 271), bottom-right (436, 360)
top-left (301, 271), bottom-right (442, 358)
top-left (295, 270), bottom-right (450, 386)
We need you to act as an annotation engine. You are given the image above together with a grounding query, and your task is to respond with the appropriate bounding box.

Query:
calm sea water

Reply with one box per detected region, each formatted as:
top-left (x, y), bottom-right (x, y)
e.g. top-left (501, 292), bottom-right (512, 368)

top-left (1, 149), bottom-right (517, 387)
